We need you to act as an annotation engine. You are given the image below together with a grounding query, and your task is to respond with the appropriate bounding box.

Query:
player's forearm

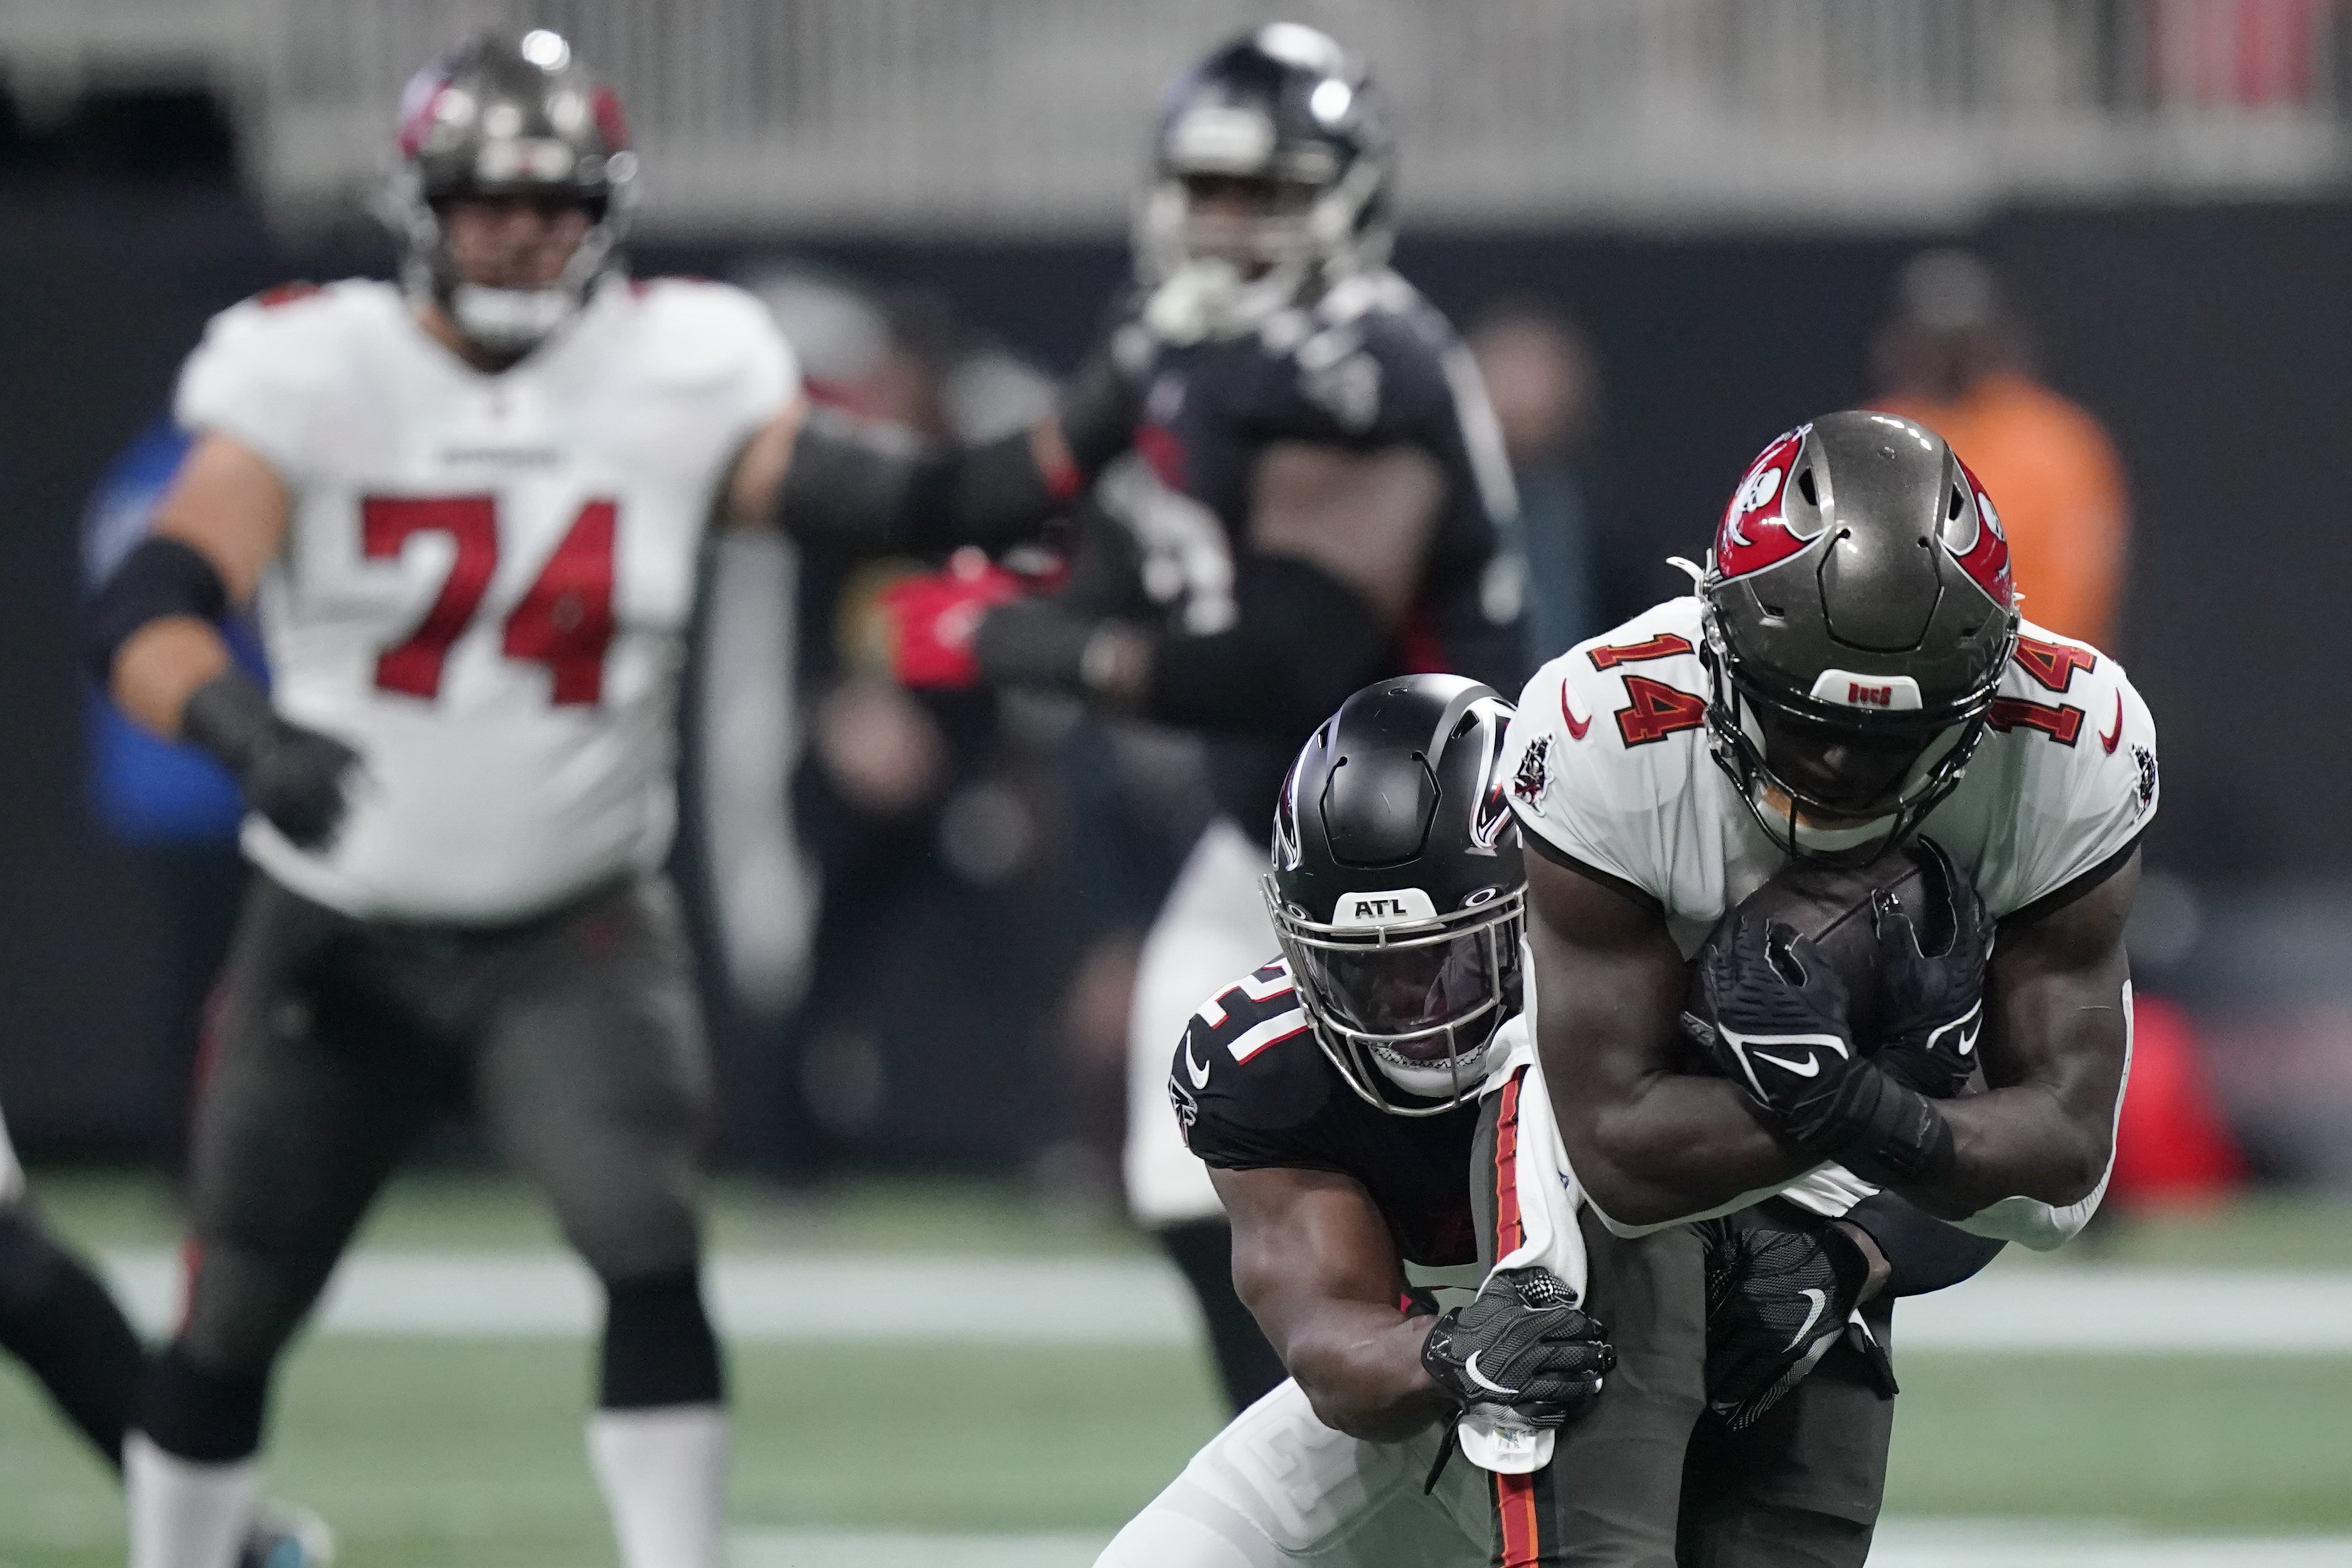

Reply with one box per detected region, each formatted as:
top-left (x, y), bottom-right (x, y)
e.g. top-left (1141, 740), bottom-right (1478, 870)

top-left (1908, 894), bottom-right (2134, 1219)
top-left (1897, 1082), bottom-right (2114, 1218)
top-left (1282, 1305), bottom-right (1453, 1442)
top-left (774, 408), bottom-right (1074, 556)
top-left (970, 555), bottom-right (1388, 733)
top-left (1569, 1074), bottom-right (1817, 1229)
top-left (1140, 558), bottom-right (1389, 733)
top-left (110, 618), bottom-right (231, 739)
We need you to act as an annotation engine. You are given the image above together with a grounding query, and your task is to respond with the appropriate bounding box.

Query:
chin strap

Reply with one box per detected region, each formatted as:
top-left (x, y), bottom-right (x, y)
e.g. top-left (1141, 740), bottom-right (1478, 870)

top-left (448, 284), bottom-right (581, 354)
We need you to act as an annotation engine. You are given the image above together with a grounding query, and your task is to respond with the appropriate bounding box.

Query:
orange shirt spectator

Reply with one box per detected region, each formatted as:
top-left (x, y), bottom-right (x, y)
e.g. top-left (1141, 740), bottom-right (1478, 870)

top-left (1873, 252), bottom-right (2132, 651)
top-left (1877, 374), bottom-right (2129, 650)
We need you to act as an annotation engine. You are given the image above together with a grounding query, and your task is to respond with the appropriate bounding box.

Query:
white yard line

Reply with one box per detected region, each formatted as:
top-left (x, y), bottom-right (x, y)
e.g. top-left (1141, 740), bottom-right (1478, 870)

top-left (727, 1522), bottom-right (2352, 1568)
top-left (99, 1249), bottom-right (1198, 1341)
top-left (98, 1250), bottom-right (2352, 1351)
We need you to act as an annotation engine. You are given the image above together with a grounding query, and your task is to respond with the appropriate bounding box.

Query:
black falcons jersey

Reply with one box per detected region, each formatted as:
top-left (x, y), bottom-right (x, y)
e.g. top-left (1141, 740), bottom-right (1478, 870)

top-left (1090, 271), bottom-right (1524, 831)
top-left (1170, 957), bottom-right (1480, 1268)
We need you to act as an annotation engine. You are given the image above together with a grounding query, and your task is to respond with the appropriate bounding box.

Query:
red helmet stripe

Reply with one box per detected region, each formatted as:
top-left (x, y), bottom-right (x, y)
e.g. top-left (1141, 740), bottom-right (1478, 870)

top-left (1946, 455), bottom-right (2014, 608)
top-left (1714, 426), bottom-right (1818, 581)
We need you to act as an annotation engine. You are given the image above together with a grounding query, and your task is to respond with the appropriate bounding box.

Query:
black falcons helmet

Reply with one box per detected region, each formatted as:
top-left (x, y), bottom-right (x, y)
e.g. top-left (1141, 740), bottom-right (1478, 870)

top-left (1266, 675), bottom-right (1522, 1116)
top-left (1133, 22), bottom-right (1396, 340)
top-left (390, 29), bottom-right (637, 358)
top-left (1700, 411), bottom-right (2019, 856)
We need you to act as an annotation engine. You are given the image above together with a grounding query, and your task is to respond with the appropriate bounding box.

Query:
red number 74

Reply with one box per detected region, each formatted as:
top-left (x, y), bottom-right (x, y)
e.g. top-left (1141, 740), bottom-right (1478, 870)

top-left (362, 495), bottom-right (617, 705)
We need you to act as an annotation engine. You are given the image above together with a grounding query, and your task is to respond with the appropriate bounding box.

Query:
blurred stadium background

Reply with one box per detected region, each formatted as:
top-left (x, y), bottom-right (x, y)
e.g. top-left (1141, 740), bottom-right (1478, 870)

top-left (7, 2), bottom-right (2352, 1564)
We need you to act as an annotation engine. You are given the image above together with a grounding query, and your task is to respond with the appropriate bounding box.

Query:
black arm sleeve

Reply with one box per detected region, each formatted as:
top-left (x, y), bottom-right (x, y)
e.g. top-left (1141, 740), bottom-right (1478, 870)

top-left (84, 535), bottom-right (230, 686)
top-left (776, 408), bottom-right (1067, 558)
top-left (1841, 1190), bottom-right (2007, 1297)
top-left (1145, 556), bottom-right (1392, 735)
top-left (973, 555), bottom-right (1391, 736)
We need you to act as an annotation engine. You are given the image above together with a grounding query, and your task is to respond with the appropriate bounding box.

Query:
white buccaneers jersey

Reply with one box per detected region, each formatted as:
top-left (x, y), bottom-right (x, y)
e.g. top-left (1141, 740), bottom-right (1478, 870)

top-left (1501, 595), bottom-right (2157, 1234)
top-left (1502, 596), bottom-right (2157, 954)
top-left (175, 277), bottom-right (796, 921)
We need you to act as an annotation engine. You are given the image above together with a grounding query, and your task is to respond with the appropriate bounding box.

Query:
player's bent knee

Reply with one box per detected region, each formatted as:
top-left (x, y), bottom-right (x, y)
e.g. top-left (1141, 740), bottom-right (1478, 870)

top-left (175, 1243), bottom-right (331, 1381)
top-left (136, 1343), bottom-right (269, 1464)
top-left (600, 1267), bottom-right (723, 1409)
top-left (559, 1187), bottom-right (702, 1288)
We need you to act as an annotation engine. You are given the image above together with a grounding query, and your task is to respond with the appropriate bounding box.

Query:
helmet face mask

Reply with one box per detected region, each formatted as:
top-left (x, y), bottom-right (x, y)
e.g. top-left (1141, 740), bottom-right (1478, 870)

top-left (1270, 883), bottom-right (1523, 1112)
top-left (1699, 411), bottom-right (2018, 861)
top-left (388, 29), bottom-right (636, 362)
top-left (1265, 675), bottom-right (1524, 1116)
top-left (1133, 24), bottom-right (1395, 343)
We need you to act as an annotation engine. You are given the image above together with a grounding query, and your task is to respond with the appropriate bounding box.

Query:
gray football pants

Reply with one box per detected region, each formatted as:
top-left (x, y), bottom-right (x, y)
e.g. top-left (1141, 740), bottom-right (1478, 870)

top-left (1467, 1090), bottom-right (1894, 1568)
top-left (176, 871), bottom-right (712, 1379)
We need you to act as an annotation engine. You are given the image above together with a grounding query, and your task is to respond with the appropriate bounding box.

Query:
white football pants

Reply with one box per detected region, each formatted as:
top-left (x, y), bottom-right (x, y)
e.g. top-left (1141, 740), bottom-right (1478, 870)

top-left (1095, 1377), bottom-right (1487, 1568)
top-left (1124, 817), bottom-right (1282, 1226)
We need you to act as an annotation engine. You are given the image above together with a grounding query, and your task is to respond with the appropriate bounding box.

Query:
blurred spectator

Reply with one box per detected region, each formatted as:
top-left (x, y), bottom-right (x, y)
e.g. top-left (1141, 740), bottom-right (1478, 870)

top-left (1873, 250), bottom-right (2132, 651)
top-left (1469, 302), bottom-right (1604, 662)
top-left (2151, 0), bottom-right (2339, 108)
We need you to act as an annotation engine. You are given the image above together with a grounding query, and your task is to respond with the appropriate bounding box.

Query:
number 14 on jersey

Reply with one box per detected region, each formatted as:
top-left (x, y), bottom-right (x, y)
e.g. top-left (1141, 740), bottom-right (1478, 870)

top-left (364, 495), bottom-right (617, 705)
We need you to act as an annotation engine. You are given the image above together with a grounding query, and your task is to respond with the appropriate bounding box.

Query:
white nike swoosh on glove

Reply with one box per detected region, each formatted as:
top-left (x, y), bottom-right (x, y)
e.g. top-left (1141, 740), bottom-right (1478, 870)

top-left (1463, 1351), bottom-right (1521, 1396)
top-left (1786, 1287), bottom-right (1828, 1350)
top-left (1752, 1050), bottom-right (1823, 1077)
top-left (1718, 1028), bottom-right (1848, 1099)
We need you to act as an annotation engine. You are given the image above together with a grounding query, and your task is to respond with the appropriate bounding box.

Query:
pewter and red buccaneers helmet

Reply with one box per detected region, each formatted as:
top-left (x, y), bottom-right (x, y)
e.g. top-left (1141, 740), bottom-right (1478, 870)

top-left (389, 29), bottom-right (637, 359)
top-left (1700, 411), bottom-right (2019, 857)
top-left (1265, 675), bottom-right (1522, 1116)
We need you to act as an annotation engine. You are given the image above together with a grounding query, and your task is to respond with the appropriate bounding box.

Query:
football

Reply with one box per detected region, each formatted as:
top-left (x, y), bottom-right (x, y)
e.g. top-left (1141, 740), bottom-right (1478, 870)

top-left (1687, 841), bottom-right (1954, 1052)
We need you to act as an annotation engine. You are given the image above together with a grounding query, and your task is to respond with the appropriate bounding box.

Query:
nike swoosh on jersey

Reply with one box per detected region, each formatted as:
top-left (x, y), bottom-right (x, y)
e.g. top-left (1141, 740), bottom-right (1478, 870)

top-left (1561, 685), bottom-right (1591, 741)
top-left (1185, 1038), bottom-right (1212, 1088)
top-left (1787, 1287), bottom-right (1829, 1350)
top-left (2100, 692), bottom-right (2124, 754)
top-left (1463, 1351), bottom-right (1521, 1396)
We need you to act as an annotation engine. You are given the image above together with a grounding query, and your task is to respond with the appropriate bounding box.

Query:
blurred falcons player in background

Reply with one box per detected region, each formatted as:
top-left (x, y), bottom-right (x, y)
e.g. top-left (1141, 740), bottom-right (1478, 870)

top-left (1488, 411), bottom-right (2154, 1561)
top-left (1098, 675), bottom-right (2002, 1568)
top-left (764, 22), bottom-right (1525, 1409)
top-left (83, 31), bottom-right (815, 1568)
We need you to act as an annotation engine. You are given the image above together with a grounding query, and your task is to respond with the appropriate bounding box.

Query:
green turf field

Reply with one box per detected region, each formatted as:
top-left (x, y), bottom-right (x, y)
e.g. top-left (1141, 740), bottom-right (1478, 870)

top-left (7, 1172), bottom-right (2352, 1568)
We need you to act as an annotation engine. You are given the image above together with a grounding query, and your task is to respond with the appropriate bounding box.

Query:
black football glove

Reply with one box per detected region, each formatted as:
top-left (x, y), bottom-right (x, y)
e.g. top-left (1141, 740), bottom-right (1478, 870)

top-left (1698, 1212), bottom-right (1872, 1430)
top-left (181, 670), bottom-right (362, 851)
top-left (1872, 839), bottom-right (1996, 1099)
top-left (1690, 916), bottom-right (1860, 1124)
top-left (1689, 916), bottom-right (1955, 1187)
top-left (1420, 1266), bottom-right (1614, 1429)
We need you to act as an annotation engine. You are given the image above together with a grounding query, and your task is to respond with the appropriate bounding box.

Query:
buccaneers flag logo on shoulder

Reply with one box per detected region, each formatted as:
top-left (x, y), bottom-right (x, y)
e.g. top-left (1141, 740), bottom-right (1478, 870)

top-left (1512, 736), bottom-right (1551, 807)
top-left (1714, 425), bottom-right (1822, 581)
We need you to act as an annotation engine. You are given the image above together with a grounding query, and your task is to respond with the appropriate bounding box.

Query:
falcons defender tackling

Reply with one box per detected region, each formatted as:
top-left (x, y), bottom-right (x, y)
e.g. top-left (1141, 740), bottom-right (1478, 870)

top-left (1098, 675), bottom-right (2002, 1567)
top-left (1487, 410), bottom-right (2155, 1559)
top-left (84, 32), bottom-right (812, 1568)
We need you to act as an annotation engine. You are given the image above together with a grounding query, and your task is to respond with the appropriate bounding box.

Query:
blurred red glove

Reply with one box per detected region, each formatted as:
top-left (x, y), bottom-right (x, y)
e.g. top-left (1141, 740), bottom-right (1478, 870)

top-left (877, 551), bottom-right (1028, 690)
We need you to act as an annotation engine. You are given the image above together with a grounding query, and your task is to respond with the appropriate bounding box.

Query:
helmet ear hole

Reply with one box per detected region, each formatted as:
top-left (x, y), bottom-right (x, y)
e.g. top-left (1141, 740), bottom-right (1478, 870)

top-left (1796, 468), bottom-right (1820, 506)
top-left (1948, 486), bottom-right (1967, 521)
